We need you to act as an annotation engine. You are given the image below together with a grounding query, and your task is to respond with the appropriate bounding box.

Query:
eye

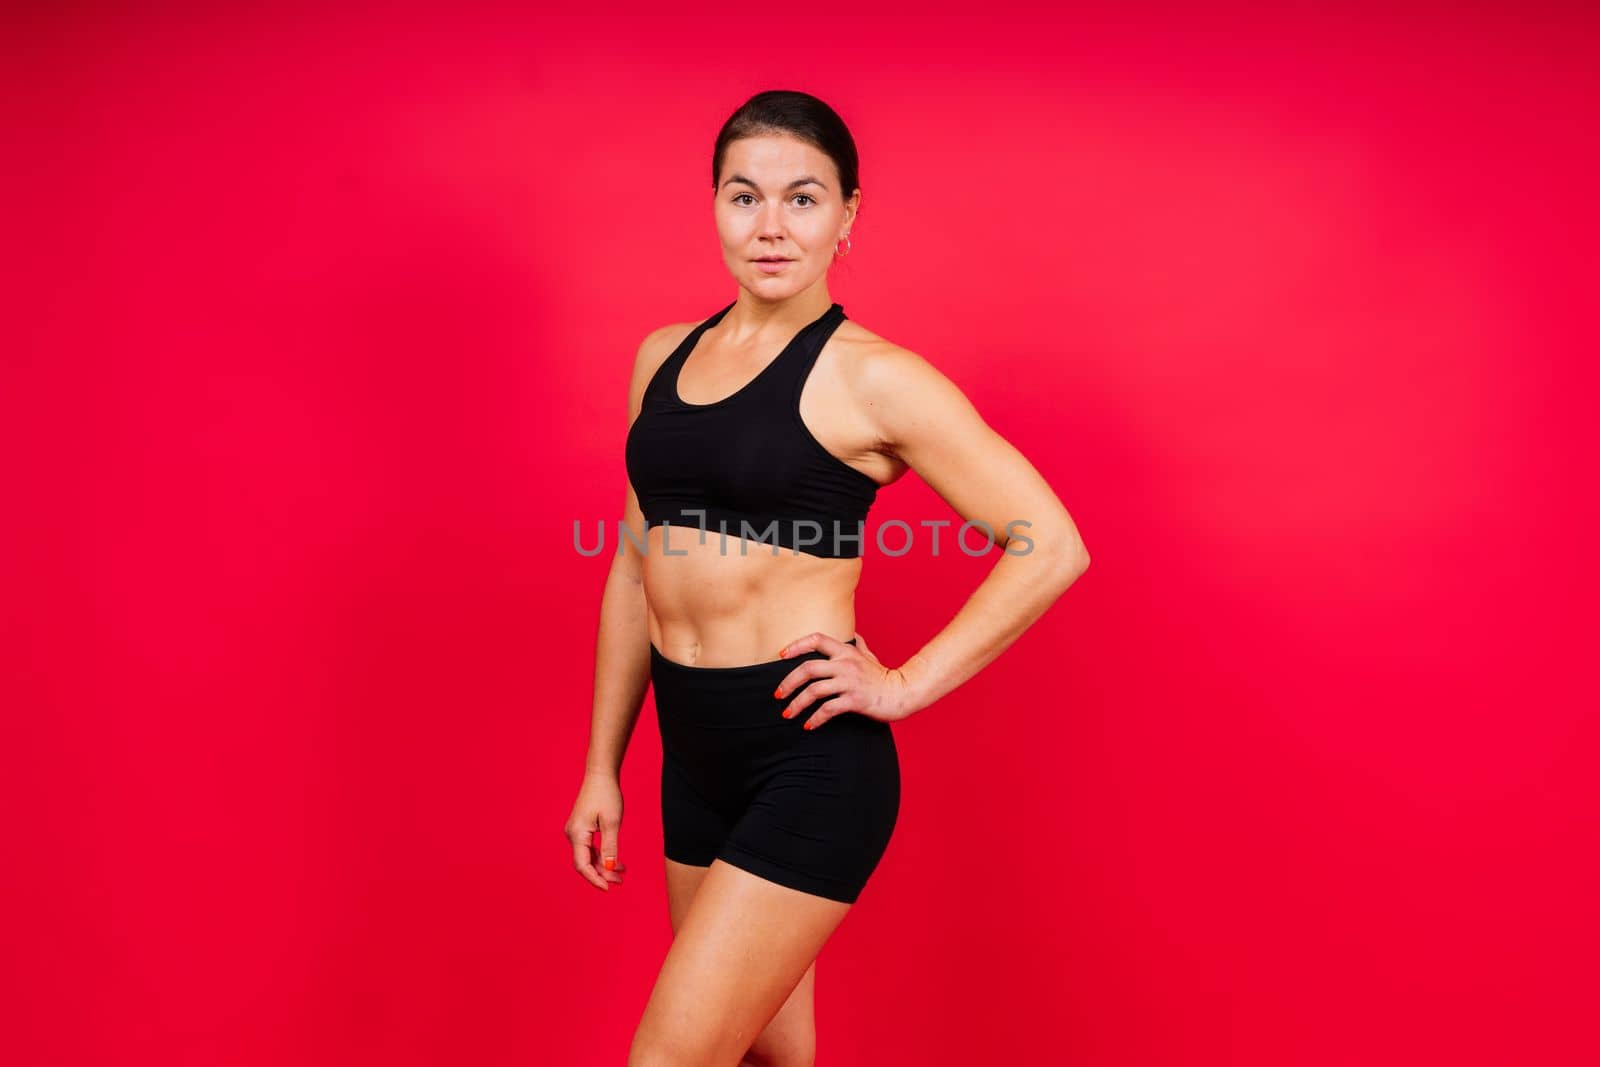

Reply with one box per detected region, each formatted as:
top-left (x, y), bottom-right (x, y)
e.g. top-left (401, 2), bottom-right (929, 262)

top-left (730, 193), bottom-right (818, 207)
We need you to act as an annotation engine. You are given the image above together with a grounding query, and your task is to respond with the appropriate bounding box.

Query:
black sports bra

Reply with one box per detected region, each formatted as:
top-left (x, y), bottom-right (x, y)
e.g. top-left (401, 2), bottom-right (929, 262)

top-left (624, 300), bottom-right (880, 558)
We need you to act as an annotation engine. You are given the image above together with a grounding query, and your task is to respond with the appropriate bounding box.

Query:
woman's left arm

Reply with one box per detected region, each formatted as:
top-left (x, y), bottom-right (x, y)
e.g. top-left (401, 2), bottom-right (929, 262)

top-left (783, 341), bottom-right (1091, 723)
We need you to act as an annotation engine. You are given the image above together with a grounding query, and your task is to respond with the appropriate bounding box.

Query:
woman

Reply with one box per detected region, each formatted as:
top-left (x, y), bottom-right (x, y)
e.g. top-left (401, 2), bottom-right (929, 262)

top-left (565, 90), bottom-right (1090, 1067)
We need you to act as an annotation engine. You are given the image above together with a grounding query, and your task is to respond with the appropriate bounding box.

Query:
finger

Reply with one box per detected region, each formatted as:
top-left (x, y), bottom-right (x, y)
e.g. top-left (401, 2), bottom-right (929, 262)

top-left (782, 677), bottom-right (849, 720)
top-left (777, 630), bottom-right (853, 660)
top-left (598, 812), bottom-right (624, 881)
top-left (854, 632), bottom-right (880, 664)
top-left (776, 630), bottom-right (820, 658)
top-left (569, 826), bottom-right (609, 891)
top-left (801, 690), bottom-right (857, 730)
top-left (576, 820), bottom-right (626, 887)
top-left (773, 658), bottom-right (834, 702)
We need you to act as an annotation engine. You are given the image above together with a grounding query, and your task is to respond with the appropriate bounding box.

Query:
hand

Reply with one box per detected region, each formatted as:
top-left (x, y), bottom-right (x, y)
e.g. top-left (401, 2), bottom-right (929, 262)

top-left (564, 770), bottom-right (627, 892)
top-left (774, 630), bottom-right (919, 730)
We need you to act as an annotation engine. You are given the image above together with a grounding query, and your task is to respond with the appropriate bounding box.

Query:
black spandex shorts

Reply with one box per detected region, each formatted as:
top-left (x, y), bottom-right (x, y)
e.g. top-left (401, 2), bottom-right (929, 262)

top-left (650, 638), bottom-right (901, 904)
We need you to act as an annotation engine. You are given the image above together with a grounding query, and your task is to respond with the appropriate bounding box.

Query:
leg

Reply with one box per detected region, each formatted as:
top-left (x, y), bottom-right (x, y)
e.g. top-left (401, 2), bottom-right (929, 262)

top-left (662, 858), bottom-right (819, 1067)
top-left (662, 856), bottom-right (712, 933)
top-left (737, 963), bottom-right (817, 1067)
top-left (631, 859), bottom-right (849, 1067)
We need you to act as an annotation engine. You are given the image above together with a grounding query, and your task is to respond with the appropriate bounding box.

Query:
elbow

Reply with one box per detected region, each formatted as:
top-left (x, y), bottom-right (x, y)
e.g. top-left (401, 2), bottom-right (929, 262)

top-left (1005, 529), bottom-right (1088, 587)
top-left (1056, 544), bottom-right (1090, 586)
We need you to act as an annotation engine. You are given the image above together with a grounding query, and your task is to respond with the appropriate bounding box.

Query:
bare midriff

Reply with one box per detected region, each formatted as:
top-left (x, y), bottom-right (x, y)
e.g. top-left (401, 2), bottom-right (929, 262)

top-left (642, 527), bottom-right (862, 668)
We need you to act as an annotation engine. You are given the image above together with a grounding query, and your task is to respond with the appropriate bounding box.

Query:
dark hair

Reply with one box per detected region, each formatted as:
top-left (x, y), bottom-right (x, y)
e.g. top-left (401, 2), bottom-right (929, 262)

top-left (711, 90), bottom-right (860, 201)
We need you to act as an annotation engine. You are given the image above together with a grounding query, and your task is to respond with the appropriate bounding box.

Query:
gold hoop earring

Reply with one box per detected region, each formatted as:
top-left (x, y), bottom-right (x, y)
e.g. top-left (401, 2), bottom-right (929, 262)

top-left (835, 233), bottom-right (852, 257)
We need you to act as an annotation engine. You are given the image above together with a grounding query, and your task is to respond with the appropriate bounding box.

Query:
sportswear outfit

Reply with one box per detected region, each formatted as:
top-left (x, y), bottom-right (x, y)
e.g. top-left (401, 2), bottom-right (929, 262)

top-left (624, 300), bottom-right (900, 903)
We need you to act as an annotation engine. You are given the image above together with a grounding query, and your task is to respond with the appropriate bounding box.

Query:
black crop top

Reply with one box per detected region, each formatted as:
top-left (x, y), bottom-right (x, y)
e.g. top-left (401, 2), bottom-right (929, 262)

top-left (624, 300), bottom-right (880, 558)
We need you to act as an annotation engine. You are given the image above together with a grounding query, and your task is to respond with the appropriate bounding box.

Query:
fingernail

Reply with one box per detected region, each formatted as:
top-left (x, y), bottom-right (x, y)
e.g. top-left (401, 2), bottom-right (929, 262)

top-left (782, 708), bottom-right (795, 718)
top-left (603, 857), bottom-right (616, 870)
top-left (773, 687), bottom-right (783, 698)
top-left (777, 648), bottom-right (787, 658)
top-left (803, 719), bottom-right (817, 730)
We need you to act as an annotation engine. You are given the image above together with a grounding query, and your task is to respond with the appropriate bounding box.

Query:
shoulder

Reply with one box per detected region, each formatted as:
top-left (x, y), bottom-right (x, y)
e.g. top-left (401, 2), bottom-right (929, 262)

top-left (632, 318), bottom-right (697, 379)
top-left (626, 318), bottom-right (699, 417)
top-left (830, 317), bottom-right (980, 438)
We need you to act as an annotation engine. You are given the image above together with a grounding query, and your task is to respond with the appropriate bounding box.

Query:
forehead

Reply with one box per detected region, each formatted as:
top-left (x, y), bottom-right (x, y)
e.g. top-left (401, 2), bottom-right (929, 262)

top-left (719, 134), bottom-right (835, 187)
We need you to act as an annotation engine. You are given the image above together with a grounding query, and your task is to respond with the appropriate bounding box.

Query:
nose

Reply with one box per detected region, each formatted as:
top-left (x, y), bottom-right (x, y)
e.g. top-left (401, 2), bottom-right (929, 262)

top-left (759, 200), bottom-right (787, 238)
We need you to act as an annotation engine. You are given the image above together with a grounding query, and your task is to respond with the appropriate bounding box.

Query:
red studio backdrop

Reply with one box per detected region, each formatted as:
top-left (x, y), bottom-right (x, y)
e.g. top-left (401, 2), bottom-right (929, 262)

top-left (5, 6), bottom-right (1596, 1066)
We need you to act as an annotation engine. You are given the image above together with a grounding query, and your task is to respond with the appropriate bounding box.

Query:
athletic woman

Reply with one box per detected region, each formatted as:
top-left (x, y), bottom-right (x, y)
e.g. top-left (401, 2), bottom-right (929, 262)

top-left (564, 89), bottom-right (1091, 1067)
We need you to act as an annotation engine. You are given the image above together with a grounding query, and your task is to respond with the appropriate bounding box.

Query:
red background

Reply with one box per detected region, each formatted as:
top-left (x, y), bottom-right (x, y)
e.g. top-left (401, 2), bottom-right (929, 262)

top-left (6, 6), bottom-right (1597, 1065)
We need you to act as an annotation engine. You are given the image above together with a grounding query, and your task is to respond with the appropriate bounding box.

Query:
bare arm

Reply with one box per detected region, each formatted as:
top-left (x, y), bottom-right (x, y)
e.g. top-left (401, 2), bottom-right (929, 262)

top-left (862, 344), bottom-right (1091, 714)
top-left (581, 326), bottom-right (675, 777)
top-left (565, 510), bottom-right (650, 890)
top-left (582, 482), bottom-right (652, 777)
top-left (565, 327), bottom-right (682, 890)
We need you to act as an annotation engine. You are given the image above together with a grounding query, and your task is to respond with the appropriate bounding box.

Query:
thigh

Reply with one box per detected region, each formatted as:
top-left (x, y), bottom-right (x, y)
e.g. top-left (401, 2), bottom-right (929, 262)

top-left (663, 856), bottom-right (712, 932)
top-left (633, 859), bottom-right (848, 1066)
top-left (663, 859), bottom-right (818, 1063)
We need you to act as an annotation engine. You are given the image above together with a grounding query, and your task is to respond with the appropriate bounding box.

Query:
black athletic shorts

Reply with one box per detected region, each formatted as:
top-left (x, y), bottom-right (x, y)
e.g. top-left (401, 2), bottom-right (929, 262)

top-left (650, 638), bottom-right (901, 904)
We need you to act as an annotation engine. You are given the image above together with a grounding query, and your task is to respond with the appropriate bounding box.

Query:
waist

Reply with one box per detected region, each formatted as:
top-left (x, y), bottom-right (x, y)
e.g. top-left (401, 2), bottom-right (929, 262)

top-left (643, 539), bottom-right (860, 668)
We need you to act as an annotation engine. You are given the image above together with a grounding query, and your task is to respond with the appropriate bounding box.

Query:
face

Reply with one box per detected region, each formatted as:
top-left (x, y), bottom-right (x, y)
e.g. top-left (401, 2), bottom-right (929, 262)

top-left (713, 134), bottom-right (859, 298)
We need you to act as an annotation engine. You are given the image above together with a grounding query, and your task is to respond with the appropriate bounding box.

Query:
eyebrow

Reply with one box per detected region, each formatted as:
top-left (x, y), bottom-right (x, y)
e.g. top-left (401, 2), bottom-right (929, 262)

top-left (721, 173), bottom-right (828, 193)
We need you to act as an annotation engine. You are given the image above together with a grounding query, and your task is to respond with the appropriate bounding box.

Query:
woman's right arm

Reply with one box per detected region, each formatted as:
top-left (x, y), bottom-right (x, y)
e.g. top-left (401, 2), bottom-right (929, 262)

top-left (565, 325), bottom-right (676, 892)
top-left (581, 479), bottom-right (652, 782)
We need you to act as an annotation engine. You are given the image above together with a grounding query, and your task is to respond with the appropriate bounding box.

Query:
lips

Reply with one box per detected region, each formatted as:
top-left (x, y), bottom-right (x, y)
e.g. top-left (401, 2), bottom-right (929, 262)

top-left (754, 257), bottom-right (791, 262)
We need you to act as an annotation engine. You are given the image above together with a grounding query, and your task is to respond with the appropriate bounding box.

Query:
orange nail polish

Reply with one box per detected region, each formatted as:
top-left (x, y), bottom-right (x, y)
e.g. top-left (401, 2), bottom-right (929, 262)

top-left (603, 857), bottom-right (616, 870)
